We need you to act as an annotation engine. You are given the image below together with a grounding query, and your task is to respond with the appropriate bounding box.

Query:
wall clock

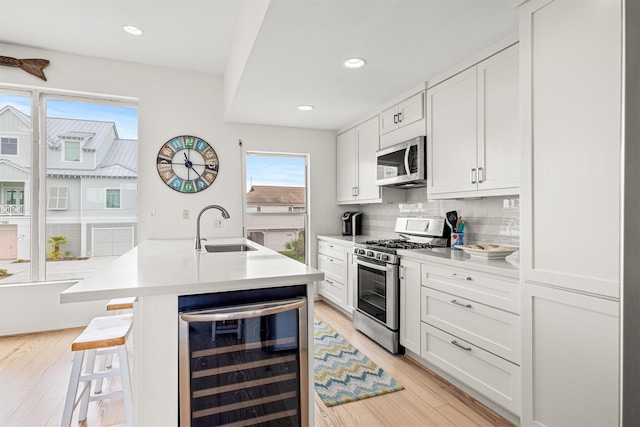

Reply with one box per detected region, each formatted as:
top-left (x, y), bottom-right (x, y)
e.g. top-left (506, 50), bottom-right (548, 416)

top-left (156, 135), bottom-right (219, 193)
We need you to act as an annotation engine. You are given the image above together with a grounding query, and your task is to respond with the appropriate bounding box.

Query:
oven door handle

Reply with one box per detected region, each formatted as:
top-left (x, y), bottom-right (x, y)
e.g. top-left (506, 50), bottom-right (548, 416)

top-left (354, 257), bottom-right (395, 273)
top-left (180, 298), bottom-right (305, 323)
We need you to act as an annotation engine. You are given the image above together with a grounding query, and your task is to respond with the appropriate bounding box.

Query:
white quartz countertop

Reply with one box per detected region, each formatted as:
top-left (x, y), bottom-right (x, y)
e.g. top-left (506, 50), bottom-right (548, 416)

top-left (317, 234), bottom-right (375, 245)
top-left (398, 247), bottom-right (520, 278)
top-left (60, 238), bottom-right (324, 303)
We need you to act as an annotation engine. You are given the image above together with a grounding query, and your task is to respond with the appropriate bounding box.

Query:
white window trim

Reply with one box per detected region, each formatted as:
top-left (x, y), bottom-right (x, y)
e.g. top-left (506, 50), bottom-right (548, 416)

top-left (47, 186), bottom-right (68, 210)
top-left (62, 139), bottom-right (82, 162)
top-left (105, 188), bottom-right (121, 209)
top-left (1, 136), bottom-right (18, 156)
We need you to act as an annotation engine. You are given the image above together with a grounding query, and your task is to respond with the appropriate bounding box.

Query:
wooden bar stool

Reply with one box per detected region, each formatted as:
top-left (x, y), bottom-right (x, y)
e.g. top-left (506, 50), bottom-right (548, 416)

top-left (101, 297), bottom-right (136, 372)
top-left (61, 314), bottom-right (134, 427)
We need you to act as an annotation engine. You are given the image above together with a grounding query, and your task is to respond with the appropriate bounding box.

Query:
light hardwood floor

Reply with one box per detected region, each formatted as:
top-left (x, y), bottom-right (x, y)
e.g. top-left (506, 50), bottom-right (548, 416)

top-left (0, 301), bottom-right (515, 426)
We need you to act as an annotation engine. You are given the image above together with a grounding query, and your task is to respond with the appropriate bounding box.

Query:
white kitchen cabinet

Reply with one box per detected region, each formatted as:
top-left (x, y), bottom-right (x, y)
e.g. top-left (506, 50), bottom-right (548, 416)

top-left (399, 258), bottom-right (420, 354)
top-left (519, 0), bottom-right (622, 425)
top-left (521, 283), bottom-right (619, 426)
top-left (317, 238), bottom-right (357, 315)
top-left (317, 239), bottom-right (348, 310)
top-left (337, 116), bottom-right (404, 204)
top-left (426, 43), bottom-right (519, 199)
top-left (419, 260), bottom-right (520, 415)
top-left (379, 92), bottom-right (424, 136)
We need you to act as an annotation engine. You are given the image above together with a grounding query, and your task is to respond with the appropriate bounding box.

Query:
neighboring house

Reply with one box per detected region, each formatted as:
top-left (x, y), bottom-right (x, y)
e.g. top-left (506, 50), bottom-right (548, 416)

top-left (0, 105), bottom-right (137, 260)
top-left (245, 185), bottom-right (304, 252)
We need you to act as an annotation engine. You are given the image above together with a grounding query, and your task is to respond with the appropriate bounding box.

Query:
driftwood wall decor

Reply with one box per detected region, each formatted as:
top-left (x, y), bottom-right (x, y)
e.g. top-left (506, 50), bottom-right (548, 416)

top-left (0, 55), bottom-right (50, 81)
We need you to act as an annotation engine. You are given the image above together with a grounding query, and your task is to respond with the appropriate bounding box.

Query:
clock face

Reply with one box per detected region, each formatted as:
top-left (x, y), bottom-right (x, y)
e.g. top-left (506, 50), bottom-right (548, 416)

top-left (156, 135), bottom-right (219, 193)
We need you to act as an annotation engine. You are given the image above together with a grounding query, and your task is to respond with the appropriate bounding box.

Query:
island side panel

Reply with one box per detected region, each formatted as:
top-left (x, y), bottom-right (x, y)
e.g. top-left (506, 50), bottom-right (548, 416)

top-left (307, 283), bottom-right (315, 427)
top-left (133, 293), bottom-right (179, 426)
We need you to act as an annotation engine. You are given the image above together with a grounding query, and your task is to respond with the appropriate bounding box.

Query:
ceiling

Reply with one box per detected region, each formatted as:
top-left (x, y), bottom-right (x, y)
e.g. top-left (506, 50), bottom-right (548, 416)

top-left (0, 0), bottom-right (519, 131)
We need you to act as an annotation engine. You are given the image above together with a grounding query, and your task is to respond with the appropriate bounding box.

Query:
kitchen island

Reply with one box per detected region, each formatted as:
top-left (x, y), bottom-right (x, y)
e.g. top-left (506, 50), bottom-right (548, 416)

top-left (61, 238), bottom-right (324, 426)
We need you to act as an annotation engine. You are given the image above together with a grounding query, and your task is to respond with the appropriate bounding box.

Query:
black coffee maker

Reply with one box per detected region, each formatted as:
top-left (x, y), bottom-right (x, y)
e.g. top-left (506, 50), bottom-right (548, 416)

top-left (341, 212), bottom-right (363, 236)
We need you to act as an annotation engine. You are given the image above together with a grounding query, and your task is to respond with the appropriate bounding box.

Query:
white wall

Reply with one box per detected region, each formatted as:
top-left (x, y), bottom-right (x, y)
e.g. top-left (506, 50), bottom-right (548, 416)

top-left (0, 43), bottom-right (342, 334)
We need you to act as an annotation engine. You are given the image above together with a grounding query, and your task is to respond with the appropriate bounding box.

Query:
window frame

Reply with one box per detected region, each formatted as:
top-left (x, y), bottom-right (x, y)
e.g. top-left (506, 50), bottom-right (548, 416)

top-left (1, 136), bottom-right (18, 156)
top-left (0, 86), bottom-right (139, 283)
top-left (63, 139), bottom-right (81, 162)
top-left (47, 186), bottom-right (68, 210)
top-left (105, 188), bottom-right (121, 209)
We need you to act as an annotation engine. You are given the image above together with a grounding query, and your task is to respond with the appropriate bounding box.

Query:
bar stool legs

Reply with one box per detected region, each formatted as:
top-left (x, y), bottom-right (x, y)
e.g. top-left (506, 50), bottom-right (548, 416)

top-left (61, 314), bottom-right (133, 427)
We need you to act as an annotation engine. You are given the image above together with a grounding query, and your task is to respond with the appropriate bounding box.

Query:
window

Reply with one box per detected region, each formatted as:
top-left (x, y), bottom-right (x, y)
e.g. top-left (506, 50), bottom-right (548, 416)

top-left (64, 140), bottom-right (80, 161)
top-left (0, 88), bottom-right (138, 284)
top-left (106, 189), bottom-right (121, 209)
top-left (245, 153), bottom-right (307, 264)
top-left (1, 137), bottom-right (17, 155)
top-left (48, 187), bottom-right (68, 210)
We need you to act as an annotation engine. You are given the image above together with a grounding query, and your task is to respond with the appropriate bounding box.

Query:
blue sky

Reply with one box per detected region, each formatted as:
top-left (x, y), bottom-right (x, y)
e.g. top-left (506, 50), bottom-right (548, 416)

top-left (0, 94), bottom-right (138, 139)
top-left (246, 155), bottom-right (305, 190)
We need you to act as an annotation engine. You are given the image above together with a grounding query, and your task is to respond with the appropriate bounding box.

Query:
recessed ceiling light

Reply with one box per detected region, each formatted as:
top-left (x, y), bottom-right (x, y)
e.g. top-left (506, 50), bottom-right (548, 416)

top-left (123, 25), bottom-right (144, 36)
top-left (344, 58), bottom-right (366, 69)
top-left (298, 105), bottom-right (314, 111)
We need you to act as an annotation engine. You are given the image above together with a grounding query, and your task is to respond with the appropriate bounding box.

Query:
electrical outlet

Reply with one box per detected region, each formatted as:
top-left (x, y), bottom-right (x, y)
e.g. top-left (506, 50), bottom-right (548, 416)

top-left (182, 209), bottom-right (190, 220)
top-left (213, 218), bottom-right (223, 228)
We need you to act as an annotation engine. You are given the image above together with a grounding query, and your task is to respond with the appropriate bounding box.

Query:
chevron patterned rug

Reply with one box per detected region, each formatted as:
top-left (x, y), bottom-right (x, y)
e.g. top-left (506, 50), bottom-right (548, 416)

top-left (313, 320), bottom-right (404, 407)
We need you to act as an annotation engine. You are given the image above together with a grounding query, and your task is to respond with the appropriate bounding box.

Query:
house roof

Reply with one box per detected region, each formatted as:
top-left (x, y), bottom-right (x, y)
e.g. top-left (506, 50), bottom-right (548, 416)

top-left (0, 106), bottom-right (137, 178)
top-left (46, 117), bottom-right (117, 151)
top-left (246, 185), bottom-right (304, 205)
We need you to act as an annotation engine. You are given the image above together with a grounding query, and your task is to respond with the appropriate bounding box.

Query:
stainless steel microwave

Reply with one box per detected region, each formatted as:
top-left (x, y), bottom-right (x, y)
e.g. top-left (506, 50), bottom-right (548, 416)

top-left (375, 136), bottom-right (427, 188)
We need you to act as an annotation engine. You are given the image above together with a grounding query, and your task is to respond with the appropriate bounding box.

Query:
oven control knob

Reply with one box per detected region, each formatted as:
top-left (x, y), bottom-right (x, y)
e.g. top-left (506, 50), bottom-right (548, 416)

top-left (381, 254), bottom-right (389, 261)
top-left (357, 249), bottom-right (365, 255)
top-left (375, 253), bottom-right (382, 260)
top-left (366, 251), bottom-right (374, 257)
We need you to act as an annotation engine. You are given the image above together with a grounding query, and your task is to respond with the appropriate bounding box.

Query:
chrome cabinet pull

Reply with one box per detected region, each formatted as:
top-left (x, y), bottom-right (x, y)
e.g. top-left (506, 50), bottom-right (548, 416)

top-left (393, 113), bottom-right (399, 124)
top-left (451, 299), bottom-right (472, 309)
top-left (451, 273), bottom-right (472, 281)
top-left (326, 279), bottom-right (334, 285)
top-left (477, 167), bottom-right (484, 183)
top-left (470, 168), bottom-right (477, 184)
top-left (397, 112), bottom-right (403, 123)
top-left (451, 340), bottom-right (472, 352)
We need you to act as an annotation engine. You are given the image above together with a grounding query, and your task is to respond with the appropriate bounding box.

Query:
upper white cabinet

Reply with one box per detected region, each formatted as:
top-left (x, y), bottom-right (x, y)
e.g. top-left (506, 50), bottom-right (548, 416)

top-left (426, 44), bottom-right (520, 199)
top-left (379, 92), bottom-right (424, 136)
top-left (520, 0), bottom-right (621, 299)
top-left (337, 116), bottom-right (404, 205)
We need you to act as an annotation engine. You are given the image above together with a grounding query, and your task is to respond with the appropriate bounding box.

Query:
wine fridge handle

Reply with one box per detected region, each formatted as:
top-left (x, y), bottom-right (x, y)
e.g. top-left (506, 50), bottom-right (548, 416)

top-left (180, 298), bottom-right (305, 323)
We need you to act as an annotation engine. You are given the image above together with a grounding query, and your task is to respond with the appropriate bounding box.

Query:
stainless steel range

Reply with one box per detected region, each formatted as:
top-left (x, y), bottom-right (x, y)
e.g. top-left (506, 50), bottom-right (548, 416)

top-left (352, 217), bottom-right (450, 354)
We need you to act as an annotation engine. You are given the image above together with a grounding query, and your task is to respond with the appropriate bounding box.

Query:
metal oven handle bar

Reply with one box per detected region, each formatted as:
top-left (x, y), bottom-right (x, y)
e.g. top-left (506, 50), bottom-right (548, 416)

top-left (180, 298), bottom-right (306, 323)
top-left (354, 256), bottom-right (395, 272)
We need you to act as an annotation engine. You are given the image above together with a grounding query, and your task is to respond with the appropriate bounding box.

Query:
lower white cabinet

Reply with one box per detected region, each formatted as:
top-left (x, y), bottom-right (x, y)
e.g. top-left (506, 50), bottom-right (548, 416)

top-left (421, 323), bottom-right (520, 413)
top-left (412, 257), bottom-right (520, 416)
top-left (317, 237), bottom-right (354, 314)
top-left (399, 259), bottom-right (421, 354)
top-left (521, 283), bottom-right (619, 426)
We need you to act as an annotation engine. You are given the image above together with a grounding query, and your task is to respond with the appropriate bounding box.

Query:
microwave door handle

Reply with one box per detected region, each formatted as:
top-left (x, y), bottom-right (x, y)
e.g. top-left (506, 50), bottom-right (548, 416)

top-left (404, 146), bottom-right (411, 176)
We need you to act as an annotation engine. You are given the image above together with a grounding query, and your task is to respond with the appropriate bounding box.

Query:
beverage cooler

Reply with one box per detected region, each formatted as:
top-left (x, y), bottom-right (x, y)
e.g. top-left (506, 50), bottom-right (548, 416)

top-left (178, 287), bottom-right (308, 427)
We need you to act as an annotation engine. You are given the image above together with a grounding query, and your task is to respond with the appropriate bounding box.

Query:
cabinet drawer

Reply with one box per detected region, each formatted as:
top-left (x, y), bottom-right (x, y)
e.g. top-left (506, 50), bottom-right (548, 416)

top-left (318, 240), bottom-right (346, 260)
top-left (318, 278), bottom-right (347, 308)
top-left (421, 323), bottom-right (520, 414)
top-left (318, 254), bottom-right (346, 283)
top-left (421, 263), bottom-right (519, 314)
top-left (421, 287), bottom-right (520, 363)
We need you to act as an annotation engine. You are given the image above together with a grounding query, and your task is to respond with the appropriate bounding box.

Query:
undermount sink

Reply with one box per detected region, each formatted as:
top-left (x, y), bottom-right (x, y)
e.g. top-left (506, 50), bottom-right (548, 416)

top-left (204, 244), bottom-right (257, 253)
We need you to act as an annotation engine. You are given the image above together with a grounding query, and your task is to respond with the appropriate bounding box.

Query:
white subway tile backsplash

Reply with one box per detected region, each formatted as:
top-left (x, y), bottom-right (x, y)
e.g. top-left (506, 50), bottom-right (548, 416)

top-left (357, 195), bottom-right (520, 246)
